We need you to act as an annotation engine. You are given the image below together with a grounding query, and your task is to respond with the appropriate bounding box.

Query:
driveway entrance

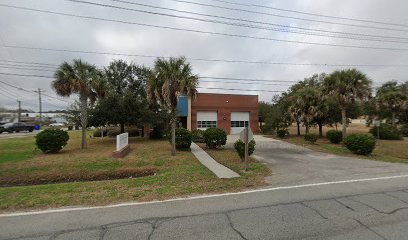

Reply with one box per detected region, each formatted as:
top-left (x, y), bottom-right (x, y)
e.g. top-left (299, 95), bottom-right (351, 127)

top-left (227, 135), bottom-right (408, 187)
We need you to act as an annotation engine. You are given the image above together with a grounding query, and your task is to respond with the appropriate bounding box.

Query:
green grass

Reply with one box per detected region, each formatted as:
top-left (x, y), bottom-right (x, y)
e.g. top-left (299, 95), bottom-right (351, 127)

top-left (0, 132), bottom-right (270, 212)
top-left (281, 135), bottom-right (408, 163)
top-left (0, 137), bottom-right (39, 164)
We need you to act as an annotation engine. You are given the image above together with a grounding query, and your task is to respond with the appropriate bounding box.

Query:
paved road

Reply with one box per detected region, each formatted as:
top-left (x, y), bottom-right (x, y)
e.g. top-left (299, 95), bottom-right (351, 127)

top-left (2, 176), bottom-right (408, 239)
top-left (0, 131), bottom-right (39, 139)
top-left (3, 135), bottom-right (408, 239)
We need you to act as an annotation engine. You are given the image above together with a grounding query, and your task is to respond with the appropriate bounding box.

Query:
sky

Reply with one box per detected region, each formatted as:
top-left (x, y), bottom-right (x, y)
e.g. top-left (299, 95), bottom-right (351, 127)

top-left (0, 0), bottom-right (407, 111)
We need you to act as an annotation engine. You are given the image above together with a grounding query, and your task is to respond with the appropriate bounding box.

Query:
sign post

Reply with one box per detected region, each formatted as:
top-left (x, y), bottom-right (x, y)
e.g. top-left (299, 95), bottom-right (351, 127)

top-left (240, 127), bottom-right (253, 171)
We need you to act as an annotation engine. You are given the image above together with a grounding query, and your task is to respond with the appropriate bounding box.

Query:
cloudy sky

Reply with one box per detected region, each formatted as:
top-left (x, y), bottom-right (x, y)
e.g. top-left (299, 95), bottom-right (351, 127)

top-left (0, 0), bottom-right (407, 111)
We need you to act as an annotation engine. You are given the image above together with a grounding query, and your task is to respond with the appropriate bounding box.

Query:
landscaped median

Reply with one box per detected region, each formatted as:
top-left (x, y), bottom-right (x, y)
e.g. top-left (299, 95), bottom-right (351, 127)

top-left (0, 131), bottom-right (270, 212)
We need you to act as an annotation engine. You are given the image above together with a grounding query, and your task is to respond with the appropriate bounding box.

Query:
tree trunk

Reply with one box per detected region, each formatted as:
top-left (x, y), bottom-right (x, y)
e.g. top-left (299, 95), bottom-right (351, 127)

top-left (392, 112), bottom-right (396, 127)
top-left (79, 94), bottom-right (88, 149)
top-left (171, 120), bottom-right (176, 156)
top-left (120, 123), bottom-right (125, 133)
top-left (296, 120), bottom-right (300, 136)
top-left (305, 121), bottom-right (310, 134)
top-left (318, 122), bottom-right (323, 137)
top-left (341, 108), bottom-right (347, 140)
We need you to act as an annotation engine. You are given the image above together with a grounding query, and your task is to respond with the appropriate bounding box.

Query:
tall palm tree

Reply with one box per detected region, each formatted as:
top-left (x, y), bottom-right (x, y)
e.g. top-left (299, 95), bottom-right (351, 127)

top-left (147, 57), bottom-right (198, 156)
top-left (52, 59), bottom-right (105, 149)
top-left (323, 69), bottom-right (372, 139)
top-left (290, 87), bottom-right (321, 134)
top-left (376, 81), bottom-right (406, 126)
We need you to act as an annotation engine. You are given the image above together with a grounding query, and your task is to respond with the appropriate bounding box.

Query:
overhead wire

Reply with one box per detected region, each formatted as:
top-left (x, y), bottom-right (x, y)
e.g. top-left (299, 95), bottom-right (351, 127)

top-left (2, 4), bottom-right (408, 51)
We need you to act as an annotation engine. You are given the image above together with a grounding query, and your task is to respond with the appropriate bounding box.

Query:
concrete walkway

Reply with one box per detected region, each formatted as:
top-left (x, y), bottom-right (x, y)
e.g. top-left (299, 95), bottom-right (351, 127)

top-left (190, 143), bottom-right (240, 178)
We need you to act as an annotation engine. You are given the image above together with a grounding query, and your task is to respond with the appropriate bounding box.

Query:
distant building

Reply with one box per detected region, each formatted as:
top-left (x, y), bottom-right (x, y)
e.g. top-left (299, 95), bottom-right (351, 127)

top-left (177, 93), bottom-right (259, 134)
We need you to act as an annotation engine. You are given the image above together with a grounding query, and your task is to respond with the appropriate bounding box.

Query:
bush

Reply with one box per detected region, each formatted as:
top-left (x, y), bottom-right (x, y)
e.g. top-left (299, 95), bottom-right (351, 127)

top-left (192, 129), bottom-right (205, 143)
top-left (169, 128), bottom-right (192, 150)
top-left (344, 134), bottom-right (376, 155)
top-left (369, 123), bottom-right (401, 140)
top-left (260, 125), bottom-right (273, 135)
top-left (93, 128), bottom-right (108, 137)
top-left (234, 139), bottom-right (256, 161)
top-left (150, 126), bottom-right (164, 139)
top-left (67, 125), bottom-right (73, 131)
top-left (400, 124), bottom-right (408, 137)
top-left (304, 133), bottom-right (319, 144)
top-left (107, 129), bottom-right (121, 138)
top-left (277, 129), bottom-right (287, 138)
top-left (203, 127), bottom-right (227, 149)
top-left (127, 128), bottom-right (140, 137)
top-left (36, 129), bottom-right (69, 153)
top-left (326, 130), bottom-right (343, 144)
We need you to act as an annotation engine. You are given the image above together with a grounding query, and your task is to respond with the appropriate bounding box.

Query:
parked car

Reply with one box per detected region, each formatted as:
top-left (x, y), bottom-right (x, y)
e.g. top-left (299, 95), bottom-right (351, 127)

top-left (0, 122), bottom-right (35, 133)
top-left (49, 123), bottom-right (65, 127)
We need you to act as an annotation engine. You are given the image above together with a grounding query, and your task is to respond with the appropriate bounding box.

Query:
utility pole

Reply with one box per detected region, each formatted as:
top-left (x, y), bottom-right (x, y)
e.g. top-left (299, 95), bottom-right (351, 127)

top-left (34, 88), bottom-right (43, 127)
top-left (17, 100), bottom-right (21, 122)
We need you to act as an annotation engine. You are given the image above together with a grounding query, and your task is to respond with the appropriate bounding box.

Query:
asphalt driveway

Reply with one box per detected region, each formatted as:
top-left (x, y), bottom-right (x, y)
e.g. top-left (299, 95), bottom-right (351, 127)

top-left (227, 135), bottom-right (408, 187)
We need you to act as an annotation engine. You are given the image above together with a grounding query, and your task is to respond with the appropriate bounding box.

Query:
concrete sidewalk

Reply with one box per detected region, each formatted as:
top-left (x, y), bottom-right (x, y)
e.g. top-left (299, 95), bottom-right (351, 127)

top-left (190, 143), bottom-right (239, 178)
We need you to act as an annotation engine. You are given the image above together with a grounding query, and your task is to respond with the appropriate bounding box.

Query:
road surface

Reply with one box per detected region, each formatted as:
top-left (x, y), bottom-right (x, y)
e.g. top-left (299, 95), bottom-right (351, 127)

top-left (2, 136), bottom-right (408, 239)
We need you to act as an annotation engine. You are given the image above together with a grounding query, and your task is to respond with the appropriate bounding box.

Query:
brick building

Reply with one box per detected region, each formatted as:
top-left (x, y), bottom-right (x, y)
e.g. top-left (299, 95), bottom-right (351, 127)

top-left (178, 93), bottom-right (259, 134)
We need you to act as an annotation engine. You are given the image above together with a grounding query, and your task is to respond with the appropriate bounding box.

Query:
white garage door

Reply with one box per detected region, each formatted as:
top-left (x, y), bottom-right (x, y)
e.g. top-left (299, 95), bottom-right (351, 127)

top-left (231, 112), bottom-right (250, 134)
top-left (197, 111), bottom-right (217, 130)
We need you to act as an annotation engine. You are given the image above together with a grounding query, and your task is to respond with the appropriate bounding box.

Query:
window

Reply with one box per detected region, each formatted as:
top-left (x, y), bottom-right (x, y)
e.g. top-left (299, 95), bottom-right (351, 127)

top-left (231, 121), bottom-right (248, 127)
top-left (197, 121), bottom-right (217, 128)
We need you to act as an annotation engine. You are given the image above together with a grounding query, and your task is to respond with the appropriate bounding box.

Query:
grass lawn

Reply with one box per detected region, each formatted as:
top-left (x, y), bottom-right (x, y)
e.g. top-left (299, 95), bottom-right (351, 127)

top-left (0, 131), bottom-right (270, 212)
top-left (280, 135), bottom-right (408, 163)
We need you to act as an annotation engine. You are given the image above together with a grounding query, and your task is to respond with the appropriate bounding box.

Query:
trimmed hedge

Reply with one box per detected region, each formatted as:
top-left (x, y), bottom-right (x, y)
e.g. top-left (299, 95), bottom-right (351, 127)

top-left (304, 133), bottom-right (319, 144)
top-left (150, 126), bottom-right (164, 139)
top-left (127, 128), bottom-right (140, 137)
top-left (170, 128), bottom-right (192, 150)
top-left (369, 123), bottom-right (402, 140)
top-left (93, 128), bottom-right (108, 137)
top-left (277, 129), bottom-right (287, 138)
top-left (36, 128), bottom-right (69, 153)
top-left (192, 129), bottom-right (205, 143)
top-left (234, 139), bottom-right (256, 161)
top-left (203, 127), bottom-right (227, 149)
top-left (326, 130), bottom-right (342, 144)
top-left (107, 129), bottom-right (121, 137)
top-left (344, 134), bottom-right (376, 155)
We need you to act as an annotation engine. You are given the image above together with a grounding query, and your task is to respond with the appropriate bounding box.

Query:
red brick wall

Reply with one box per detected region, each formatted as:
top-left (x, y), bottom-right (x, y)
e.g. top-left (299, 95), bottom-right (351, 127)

top-left (191, 93), bottom-right (259, 134)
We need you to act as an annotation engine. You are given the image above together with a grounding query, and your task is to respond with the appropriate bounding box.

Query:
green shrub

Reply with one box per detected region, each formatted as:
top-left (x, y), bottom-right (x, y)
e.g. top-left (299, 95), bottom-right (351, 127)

top-left (277, 129), bottom-right (287, 138)
top-left (326, 130), bottom-right (343, 144)
top-left (150, 126), bottom-right (164, 139)
top-left (260, 125), bottom-right (273, 135)
top-left (35, 129), bottom-right (69, 153)
top-left (304, 133), bottom-right (319, 144)
top-left (369, 123), bottom-right (401, 140)
top-left (93, 128), bottom-right (108, 137)
top-left (67, 125), bottom-right (73, 131)
top-left (344, 134), bottom-right (376, 155)
top-left (169, 128), bottom-right (192, 150)
top-left (127, 128), bottom-right (140, 137)
top-left (203, 127), bottom-right (227, 149)
top-left (234, 139), bottom-right (256, 161)
top-left (400, 124), bottom-right (408, 137)
top-left (107, 129), bottom-right (121, 138)
top-left (192, 129), bottom-right (205, 143)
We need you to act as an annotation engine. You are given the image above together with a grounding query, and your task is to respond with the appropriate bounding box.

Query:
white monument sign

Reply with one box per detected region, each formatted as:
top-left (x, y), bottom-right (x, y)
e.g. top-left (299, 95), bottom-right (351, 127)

top-left (116, 132), bottom-right (129, 151)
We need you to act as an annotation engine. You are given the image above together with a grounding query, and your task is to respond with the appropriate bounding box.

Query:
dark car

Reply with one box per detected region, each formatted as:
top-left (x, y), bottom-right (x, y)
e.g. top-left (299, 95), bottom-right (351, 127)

top-left (0, 122), bottom-right (35, 133)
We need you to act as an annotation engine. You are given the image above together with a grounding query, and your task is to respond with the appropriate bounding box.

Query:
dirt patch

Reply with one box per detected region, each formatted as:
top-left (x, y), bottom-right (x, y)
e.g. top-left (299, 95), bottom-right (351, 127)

top-left (0, 167), bottom-right (157, 187)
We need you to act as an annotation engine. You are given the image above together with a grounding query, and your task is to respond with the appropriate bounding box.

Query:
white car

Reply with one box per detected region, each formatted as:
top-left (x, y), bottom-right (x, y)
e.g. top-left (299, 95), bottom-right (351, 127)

top-left (49, 123), bottom-right (65, 127)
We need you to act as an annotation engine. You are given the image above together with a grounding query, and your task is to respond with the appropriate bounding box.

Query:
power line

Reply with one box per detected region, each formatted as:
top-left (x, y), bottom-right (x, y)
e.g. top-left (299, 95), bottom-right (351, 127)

top-left (0, 59), bottom-right (59, 67)
top-left (0, 65), bottom-right (55, 72)
top-left (3, 4), bottom-right (408, 51)
top-left (3, 45), bottom-right (408, 68)
top-left (64, 0), bottom-right (408, 44)
top-left (165, 0), bottom-right (408, 33)
top-left (197, 86), bottom-right (283, 93)
top-left (210, 0), bottom-right (408, 28)
top-left (108, 0), bottom-right (408, 42)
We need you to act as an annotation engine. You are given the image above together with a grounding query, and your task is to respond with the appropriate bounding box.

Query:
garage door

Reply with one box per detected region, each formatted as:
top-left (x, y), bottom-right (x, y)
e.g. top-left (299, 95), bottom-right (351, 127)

top-left (231, 112), bottom-right (249, 134)
top-left (197, 111), bottom-right (217, 130)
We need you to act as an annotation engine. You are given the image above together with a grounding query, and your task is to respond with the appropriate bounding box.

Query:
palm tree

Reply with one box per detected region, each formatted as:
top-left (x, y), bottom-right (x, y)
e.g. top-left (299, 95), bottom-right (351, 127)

top-left (290, 87), bottom-right (321, 134)
top-left (147, 57), bottom-right (198, 156)
top-left (376, 81), bottom-right (407, 126)
top-left (52, 59), bottom-right (105, 149)
top-left (323, 69), bottom-right (372, 139)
